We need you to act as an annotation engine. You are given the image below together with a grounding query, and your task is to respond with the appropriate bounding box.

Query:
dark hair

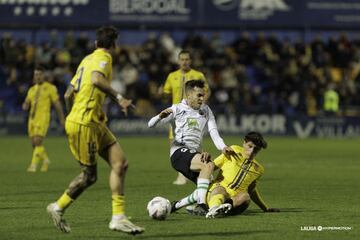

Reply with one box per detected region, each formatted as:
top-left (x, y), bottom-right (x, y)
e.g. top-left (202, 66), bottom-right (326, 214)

top-left (178, 50), bottom-right (191, 59)
top-left (96, 26), bottom-right (118, 49)
top-left (244, 131), bottom-right (267, 149)
top-left (185, 80), bottom-right (205, 92)
top-left (34, 64), bottom-right (47, 72)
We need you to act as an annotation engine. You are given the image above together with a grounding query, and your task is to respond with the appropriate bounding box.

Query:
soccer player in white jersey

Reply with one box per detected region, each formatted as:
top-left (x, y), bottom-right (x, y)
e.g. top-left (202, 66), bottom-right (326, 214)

top-left (148, 80), bottom-right (234, 215)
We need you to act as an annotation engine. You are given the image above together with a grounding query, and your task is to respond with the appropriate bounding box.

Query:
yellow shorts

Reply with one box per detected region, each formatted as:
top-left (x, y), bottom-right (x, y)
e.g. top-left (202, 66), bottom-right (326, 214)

top-left (65, 120), bottom-right (117, 166)
top-left (206, 182), bottom-right (238, 204)
top-left (28, 119), bottom-right (49, 137)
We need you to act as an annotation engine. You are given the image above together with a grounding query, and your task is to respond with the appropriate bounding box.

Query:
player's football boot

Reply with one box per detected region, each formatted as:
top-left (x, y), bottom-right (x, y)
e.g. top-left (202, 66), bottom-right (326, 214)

top-left (170, 201), bottom-right (179, 213)
top-left (191, 203), bottom-right (208, 216)
top-left (109, 217), bottom-right (144, 235)
top-left (46, 203), bottom-right (71, 233)
top-left (206, 203), bottom-right (232, 218)
top-left (27, 164), bottom-right (37, 172)
top-left (40, 160), bottom-right (50, 172)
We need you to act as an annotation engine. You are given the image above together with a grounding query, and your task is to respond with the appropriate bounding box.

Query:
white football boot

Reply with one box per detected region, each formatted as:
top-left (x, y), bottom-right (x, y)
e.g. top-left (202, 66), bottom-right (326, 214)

top-left (206, 203), bottom-right (232, 218)
top-left (109, 216), bottom-right (144, 235)
top-left (46, 203), bottom-right (71, 233)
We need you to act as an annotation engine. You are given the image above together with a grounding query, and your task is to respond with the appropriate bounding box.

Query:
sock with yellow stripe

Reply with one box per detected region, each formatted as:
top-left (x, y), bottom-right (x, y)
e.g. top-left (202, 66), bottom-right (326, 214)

top-left (56, 192), bottom-right (74, 211)
top-left (208, 194), bottom-right (225, 208)
top-left (112, 194), bottom-right (125, 218)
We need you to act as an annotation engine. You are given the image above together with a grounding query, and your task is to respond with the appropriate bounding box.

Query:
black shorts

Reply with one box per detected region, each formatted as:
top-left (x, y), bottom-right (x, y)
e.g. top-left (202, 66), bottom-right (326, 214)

top-left (170, 147), bottom-right (200, 184)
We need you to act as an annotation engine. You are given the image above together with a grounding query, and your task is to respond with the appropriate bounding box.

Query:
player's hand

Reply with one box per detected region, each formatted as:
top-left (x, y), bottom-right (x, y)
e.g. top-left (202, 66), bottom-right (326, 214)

top-left (200, 152), bottom-right (211, 163)
top-left (22, 102), bottom-right (29, 111)
top-left (159, 108), bottom-right (173, 119)
top-left (265, 208), bottom-right (280, 213)
top-left (157, 84), bottom-right (164, 96)
top-left (118, 98), bottom-right (133, 116)
top-left (222, 146), bottom-right (236, 159)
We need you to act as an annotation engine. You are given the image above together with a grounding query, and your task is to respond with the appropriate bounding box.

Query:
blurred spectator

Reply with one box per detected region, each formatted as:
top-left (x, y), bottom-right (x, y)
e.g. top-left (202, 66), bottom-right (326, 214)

top-left (0, 31), bottom-right (359, 117)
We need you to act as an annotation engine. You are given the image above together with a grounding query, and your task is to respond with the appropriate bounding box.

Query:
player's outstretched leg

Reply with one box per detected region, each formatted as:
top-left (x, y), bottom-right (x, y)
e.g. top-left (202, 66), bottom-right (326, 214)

top-left (103, 142), bottom-right (144, 235)
top-left (46, 203), bottom-right (71, 233)
top-left (206, 203), bottom-right (232, 218)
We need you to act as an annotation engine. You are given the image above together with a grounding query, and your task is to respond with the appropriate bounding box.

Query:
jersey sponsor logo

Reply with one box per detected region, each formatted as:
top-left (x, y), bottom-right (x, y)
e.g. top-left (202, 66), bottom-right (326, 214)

top-left (187, 118), bottom-right (199, 129)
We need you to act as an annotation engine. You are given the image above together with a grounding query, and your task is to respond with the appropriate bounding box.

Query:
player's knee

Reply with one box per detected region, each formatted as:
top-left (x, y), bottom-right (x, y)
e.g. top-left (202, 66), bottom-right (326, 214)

top-left (84, 169), bottom-right (97, 186)
top-left (33, 137), bottom-right (43, 146)
top-left (112, 157), bottom-right (128, 174)
top-left (243, 193), bottom-right (250, 202)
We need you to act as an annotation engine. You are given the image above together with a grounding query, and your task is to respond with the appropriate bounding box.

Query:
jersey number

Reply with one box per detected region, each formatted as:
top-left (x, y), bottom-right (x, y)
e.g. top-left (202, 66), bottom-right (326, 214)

top-left (74, 67), bottom-right (84, 91)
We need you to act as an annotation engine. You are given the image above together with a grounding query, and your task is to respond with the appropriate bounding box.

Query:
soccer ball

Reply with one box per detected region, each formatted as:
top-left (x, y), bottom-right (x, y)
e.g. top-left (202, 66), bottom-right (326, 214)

top-left (147, 196), bottom-right (171, 220)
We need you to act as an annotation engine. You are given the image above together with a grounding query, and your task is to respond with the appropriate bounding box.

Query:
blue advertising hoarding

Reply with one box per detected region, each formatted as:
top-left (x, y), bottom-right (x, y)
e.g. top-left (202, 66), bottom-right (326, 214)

top-left (1, 112), bottom-right (359, 138)
top-left (1, 0), bottom-right (360, 28)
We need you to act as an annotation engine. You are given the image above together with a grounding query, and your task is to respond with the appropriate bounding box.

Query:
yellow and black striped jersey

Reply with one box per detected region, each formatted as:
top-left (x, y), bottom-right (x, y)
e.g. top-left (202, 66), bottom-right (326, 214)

top-left (66, 48), bottom-right (112, 126)
top-left (213, 145), bottom-right (264, 197)
top-left (163, 69), bottom-right (208, 104)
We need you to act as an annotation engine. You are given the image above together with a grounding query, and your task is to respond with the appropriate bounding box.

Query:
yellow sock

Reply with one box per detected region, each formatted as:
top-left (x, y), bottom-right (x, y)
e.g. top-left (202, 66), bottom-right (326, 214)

top-left (38, 146), bottom-right (49, 161)
top-left (112, 194), bottom-right (125, 215)
top-left (208, 194), bottom-right (225, 208)
top-left (31, 146), bottom-right (42, 165)
top-left (56, 192), bottom-right (74, 210)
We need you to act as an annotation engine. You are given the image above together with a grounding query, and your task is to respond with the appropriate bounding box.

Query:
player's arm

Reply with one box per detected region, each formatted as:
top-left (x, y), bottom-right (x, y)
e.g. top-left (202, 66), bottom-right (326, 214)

top-left (22, 91), bottom-right (31, 111)
top-left (53, 99), bottom-right (65, 128)
top-left (248, 181), bottom-right (280, 213)
top-left (91, 71), bottom-right (132, 116)
top-left (22, 99), bottom-right (30, 111)
top-left (148, 107), bottom-right (174, 128)
top-left (161, 75), bottom-right (172, 103)
top-left (207, 108), bottom-right (236, 158)
top-left (64, 85), bottom-right (75, 114)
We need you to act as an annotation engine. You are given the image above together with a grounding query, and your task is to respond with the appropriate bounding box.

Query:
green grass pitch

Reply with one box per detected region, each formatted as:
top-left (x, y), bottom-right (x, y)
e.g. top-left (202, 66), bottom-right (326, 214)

top-left (0, 136), bottom-right (359, 240)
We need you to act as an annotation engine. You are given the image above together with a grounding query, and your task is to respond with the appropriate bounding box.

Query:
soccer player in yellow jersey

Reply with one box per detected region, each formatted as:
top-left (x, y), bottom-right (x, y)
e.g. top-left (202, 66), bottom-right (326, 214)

top-left (205, 132), bottom-right (280, 218)
top-left (22, 65), bottom-right (65, 172)
top-left (162, 50), bottom-right (210, 185)
top-left (46, 26), bottom-right (144, 235)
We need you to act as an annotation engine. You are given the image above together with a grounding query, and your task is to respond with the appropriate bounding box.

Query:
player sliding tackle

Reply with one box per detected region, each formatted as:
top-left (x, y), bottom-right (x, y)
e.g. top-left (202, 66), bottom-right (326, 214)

top-left (148, 80), bottom-right (235, 216)
top-left (205, 132), bottom-right (280, 218)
